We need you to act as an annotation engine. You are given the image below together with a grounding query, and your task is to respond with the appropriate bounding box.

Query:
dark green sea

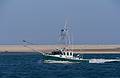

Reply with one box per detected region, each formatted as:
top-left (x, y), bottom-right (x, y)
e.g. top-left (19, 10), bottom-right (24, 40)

top-left (0, 52), bottom-right (120, 78)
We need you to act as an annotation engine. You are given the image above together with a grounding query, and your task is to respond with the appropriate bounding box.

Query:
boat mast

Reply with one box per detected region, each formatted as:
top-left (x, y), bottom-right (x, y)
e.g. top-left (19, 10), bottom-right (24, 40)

top-left (64, 20), bottom-right (71, 47)
top-left (60, 20), bottom-right (71, 49)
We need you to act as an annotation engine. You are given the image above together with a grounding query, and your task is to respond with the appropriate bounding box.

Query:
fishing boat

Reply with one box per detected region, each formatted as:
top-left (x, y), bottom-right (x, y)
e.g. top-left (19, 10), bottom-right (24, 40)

top-left (42, 21), bottom-right (89, 63)
top-left (43, 49), bottom-right (89, 63)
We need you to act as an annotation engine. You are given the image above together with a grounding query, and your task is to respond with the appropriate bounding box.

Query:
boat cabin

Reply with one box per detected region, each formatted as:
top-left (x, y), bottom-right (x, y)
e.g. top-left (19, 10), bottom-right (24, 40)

top-left (51, 50), bottom-right (62, 55)
top-left (51, 49), bottom-right (73, 57)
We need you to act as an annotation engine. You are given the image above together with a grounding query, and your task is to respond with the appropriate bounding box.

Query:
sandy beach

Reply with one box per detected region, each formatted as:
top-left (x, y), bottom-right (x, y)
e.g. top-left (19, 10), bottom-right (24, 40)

top-left (0, 45), bottom-right (120, 54)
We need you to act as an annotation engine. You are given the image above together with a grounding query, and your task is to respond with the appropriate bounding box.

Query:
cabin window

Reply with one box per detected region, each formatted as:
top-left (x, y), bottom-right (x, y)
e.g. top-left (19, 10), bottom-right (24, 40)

top-left (70, 53), bottom-right (72, 56)
top-left (63, 52), bottom-right (65, 55)
top-left (67, 52), bottom-right (69, 55)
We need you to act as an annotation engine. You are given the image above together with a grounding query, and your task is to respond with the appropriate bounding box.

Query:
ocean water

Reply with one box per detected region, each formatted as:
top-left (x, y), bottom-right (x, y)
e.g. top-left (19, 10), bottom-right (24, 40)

top-left (0, 52), bottom-right (120, 78)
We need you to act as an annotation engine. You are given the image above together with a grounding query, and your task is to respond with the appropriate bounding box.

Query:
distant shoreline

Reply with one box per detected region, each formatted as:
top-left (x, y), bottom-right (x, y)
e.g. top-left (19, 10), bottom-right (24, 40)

top-left (0, 45), bottom-right (120, 54)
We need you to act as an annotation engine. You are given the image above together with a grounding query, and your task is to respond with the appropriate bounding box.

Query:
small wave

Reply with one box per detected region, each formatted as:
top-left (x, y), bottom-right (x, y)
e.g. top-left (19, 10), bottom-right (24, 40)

top-left (89, 59), bottom-right (120, 64)
top-left (37, 60), bottom-right (43, 64)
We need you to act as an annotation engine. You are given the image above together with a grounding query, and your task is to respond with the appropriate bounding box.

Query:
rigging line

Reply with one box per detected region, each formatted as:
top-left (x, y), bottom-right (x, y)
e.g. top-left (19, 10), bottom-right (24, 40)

top-left (22, 40), bottom-right (45, 54)
top-left (22, 40), bottom-right (34, 45)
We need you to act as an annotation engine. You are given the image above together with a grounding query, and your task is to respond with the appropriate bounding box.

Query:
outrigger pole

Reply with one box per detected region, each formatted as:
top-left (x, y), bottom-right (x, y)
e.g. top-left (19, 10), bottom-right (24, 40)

top-left (22, 40), bottom-right (45, 55)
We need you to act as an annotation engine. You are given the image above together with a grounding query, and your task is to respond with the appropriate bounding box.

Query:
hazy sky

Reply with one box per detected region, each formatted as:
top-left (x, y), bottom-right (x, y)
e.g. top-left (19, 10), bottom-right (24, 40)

top-left (0, 0), bottom-right (120, 44)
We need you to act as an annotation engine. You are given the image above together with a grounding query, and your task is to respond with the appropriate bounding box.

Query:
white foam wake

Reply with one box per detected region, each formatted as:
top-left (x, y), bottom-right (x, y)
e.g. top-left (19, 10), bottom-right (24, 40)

top-left (89, 59), bottom-right (120, 63)
top-left (44, 60), bottom-right (75, 64)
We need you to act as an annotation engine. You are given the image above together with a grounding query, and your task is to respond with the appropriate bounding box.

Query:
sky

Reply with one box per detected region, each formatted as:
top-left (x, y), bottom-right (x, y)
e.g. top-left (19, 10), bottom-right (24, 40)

top-left (0, 0), bottom-right (120, 44)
